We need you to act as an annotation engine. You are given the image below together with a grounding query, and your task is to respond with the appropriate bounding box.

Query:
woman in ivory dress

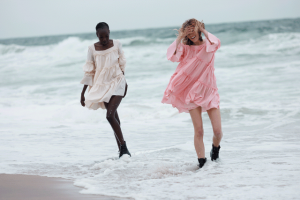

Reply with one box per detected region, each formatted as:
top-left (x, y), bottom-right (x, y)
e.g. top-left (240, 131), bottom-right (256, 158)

top-left (80, 22), bottom-right (130, 158)
top-left (162, 19), bottom-right (223, 168)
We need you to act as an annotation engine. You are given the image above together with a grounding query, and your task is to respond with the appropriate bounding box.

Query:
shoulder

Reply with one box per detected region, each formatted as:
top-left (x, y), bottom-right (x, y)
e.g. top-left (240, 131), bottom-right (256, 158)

top-left (113, 39), bottom-right (123, 47)
top-left (178, 42), bottom-right (187, 51)
top-left (88, 44), bottom-right (95, 51)
top-left (178, 41), bottom-right (188, 47)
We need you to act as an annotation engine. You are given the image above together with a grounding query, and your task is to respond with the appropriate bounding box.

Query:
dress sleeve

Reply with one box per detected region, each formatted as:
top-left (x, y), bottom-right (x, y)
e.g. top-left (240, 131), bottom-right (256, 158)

top-left (166, 40), bottom-right (185, 62)
top-left (205, 32), bottom-right (221, 53)
top-left (118, 41), bottom-right (126, 72)
top-left (80, 47), bottom-right (95, 86)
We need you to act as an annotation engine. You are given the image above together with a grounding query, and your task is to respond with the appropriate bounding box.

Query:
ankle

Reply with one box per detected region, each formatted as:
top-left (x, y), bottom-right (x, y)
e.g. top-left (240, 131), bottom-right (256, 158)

top-left (120, 141), bottom-right (125, 146)
top-left (198, 157), bottom-right (207, 168)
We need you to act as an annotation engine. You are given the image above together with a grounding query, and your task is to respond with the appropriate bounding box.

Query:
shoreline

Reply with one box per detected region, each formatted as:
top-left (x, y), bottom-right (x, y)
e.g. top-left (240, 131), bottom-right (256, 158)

top-left (0, 174), bottom-right (130, 200)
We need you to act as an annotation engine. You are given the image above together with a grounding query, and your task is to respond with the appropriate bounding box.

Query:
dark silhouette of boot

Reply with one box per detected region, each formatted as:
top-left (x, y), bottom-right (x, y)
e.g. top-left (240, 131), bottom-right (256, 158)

top-left (210, 144), bottom-right (221, 161)
top-left (119, 141), bottom-right (131, 158)
top-left (198, 158), bottom-right (207, 168)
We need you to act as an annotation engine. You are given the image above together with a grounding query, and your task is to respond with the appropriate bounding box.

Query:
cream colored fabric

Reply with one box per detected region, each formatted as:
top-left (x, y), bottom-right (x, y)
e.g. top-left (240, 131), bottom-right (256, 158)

top-left (80, 40), bottom-right (126, 110)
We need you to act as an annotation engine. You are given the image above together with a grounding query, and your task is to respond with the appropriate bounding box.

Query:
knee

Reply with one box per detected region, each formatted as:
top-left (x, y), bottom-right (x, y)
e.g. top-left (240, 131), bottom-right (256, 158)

top-left (106, 114), bottom-right (114, 122)
top-left (213, 130), bottom-right (223, 139)
top-left (195, 128), bottom-right (204, 138)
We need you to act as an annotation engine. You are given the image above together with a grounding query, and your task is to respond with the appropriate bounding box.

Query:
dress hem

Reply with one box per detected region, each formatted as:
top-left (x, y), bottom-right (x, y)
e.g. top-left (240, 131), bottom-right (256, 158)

top-left (162, 93), bottom-right (220, 113)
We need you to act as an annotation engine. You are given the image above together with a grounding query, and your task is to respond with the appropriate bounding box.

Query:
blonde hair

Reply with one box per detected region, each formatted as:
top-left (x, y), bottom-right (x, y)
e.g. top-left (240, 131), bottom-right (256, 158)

top-left (177, 18), bottom-right (205, 45)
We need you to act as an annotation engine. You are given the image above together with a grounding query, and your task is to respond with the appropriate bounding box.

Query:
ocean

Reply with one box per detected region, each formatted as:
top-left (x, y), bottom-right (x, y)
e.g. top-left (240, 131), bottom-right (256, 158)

top-left (0, 18), bottom-right (300, 199)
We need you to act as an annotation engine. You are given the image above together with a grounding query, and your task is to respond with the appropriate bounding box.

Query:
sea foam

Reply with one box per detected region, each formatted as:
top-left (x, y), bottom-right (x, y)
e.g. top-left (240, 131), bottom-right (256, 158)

top-left (0, 18), bottom-right (300, 199)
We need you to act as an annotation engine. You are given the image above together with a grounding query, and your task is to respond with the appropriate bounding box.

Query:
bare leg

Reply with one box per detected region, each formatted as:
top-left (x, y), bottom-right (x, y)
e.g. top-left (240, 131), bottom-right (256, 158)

top-left (104, 96), bottom-right (125, 150)
top-left (189, 106), bottom-right (205, 158)
top-left (114, 111), bottom-right (121, 151)
top-left (207, 108), bottom-right (223, 147)
top-left (104, 103), bottom-right (122, 150)
top-left (115, 111), bottom-right (121, 125)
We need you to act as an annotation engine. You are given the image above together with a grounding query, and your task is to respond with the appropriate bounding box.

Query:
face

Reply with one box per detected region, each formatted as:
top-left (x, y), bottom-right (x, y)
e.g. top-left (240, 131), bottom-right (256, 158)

top-left (96, 28), bottom-right (110, 46)
top-left (186, 22), bottom-right (200, 43)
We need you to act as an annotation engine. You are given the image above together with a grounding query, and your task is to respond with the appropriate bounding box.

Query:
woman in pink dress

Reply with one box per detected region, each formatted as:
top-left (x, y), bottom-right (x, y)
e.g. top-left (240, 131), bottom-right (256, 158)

top-left (162, 19), bottom-right (223, 168)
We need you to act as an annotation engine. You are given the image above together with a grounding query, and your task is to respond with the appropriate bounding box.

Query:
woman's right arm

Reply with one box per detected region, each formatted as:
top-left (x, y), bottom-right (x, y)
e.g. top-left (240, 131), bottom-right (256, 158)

top-left (174, 38), bottom-right (182, 55)
top-left (174, 28), bottom-right (189, 55)
top-left (80, 85), bottom-right (88, 106)
top-left (167, 40), bottom-right (184, 62)
top-left (80, 47), bottom-right (95, 107)
top-left (167, 30), bottom-right (187, 62)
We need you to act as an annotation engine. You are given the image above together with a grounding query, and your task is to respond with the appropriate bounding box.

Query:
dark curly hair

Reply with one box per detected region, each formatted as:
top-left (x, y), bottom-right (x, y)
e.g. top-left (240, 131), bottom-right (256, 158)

top-left (95, 22), bottom-right (109, 31)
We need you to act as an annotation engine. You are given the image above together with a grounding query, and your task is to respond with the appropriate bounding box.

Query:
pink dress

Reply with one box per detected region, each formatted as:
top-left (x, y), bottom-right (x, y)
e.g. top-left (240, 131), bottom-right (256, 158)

top-left (162, 32), bottom-right (221, 113)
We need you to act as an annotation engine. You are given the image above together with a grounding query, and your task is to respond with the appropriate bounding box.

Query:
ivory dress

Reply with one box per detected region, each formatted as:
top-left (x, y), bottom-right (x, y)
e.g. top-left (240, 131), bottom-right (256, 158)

top-left (80, 39), bottom-right (126, 110)
top-left (162, 32), bottom-right (221, 113)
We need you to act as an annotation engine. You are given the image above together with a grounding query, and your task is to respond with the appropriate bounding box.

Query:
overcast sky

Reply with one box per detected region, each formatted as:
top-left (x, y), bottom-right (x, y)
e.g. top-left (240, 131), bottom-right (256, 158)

top-left (0, 0), bottom-right (299, 39)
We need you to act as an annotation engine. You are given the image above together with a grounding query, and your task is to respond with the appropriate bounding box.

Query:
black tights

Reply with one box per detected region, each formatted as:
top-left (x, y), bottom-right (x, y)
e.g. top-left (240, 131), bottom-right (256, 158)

top-left (104, 95), bottom-right (124, 151)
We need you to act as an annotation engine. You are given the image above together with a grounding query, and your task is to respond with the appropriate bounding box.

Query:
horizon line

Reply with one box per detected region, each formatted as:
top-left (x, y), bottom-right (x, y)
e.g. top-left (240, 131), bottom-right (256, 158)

top-left (0, 17), bottom-right (299, 41)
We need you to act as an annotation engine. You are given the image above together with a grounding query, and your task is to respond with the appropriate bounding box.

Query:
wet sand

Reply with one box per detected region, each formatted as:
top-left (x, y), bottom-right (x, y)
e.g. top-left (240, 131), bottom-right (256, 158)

top-left (0, 174), bottom-right (128, 200)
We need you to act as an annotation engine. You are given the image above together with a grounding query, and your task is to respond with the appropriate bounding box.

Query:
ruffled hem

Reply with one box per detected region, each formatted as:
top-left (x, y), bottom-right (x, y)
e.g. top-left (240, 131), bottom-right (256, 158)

top-left (85, 101), bottom-right (106, 110)
top-left (84, 74), bottom-right (125, 110)
top-left (93, 73), bottom-right (123, 87)
top-left (162, 90), bottom-right (220, 113)
top-left (205, 32), bottom-right (221, 53)
top-left (94, 64), bottom-right (123, 86)
top-left (162, 80), bottom-right (220, 113)
top-left (83, 61), bottom-right (95, 75)
top-left (167, 40), bottom-right (185, 62)
top-left (166, 63), bottom-right (215, 93)
top-left (80, 75), bottom-right (93, 86)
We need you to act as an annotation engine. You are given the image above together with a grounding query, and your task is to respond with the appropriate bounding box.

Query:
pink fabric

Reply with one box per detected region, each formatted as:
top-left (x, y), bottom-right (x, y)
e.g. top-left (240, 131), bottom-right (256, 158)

top-left (162, 32), bottom-right (221, 113)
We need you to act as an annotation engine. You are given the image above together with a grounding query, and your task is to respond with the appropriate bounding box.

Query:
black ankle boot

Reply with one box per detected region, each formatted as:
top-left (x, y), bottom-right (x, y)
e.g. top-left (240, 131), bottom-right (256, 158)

top-left (210, 144), bottom-right (221, 161)
top-left (198, 158), bottom-right (207, 168)
top-left (119, 141), bottom-right (131, 158)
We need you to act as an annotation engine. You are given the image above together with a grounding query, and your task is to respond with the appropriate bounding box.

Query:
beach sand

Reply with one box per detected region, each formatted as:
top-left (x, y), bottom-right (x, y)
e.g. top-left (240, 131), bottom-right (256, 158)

top-left (0, 174), bottom-right (128, 200)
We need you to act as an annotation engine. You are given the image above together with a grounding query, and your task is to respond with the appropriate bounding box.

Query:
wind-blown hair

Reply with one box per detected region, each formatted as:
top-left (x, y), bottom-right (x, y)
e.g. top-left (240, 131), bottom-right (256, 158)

top-left (177, 18), bottom-right (205, 45)
top-left (96, 22), bottom-right (109, 31)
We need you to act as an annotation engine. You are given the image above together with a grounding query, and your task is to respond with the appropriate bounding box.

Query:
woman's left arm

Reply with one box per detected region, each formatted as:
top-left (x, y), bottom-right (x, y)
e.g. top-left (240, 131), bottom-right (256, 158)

top-left (118, 41), bottom-right (126, 74)
top-left (199, 24), bottom-right (221, 53)
top-left (201, 29), bottom-right (213, 45)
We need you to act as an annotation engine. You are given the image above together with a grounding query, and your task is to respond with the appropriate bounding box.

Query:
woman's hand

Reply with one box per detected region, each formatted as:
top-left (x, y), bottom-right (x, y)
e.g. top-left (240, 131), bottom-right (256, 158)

top-left (197, 21), bottom-right (205, 32)
top-left (196, 21), bottom-right (214, 45)
top-left (186, 25), bottom-right (195, 35)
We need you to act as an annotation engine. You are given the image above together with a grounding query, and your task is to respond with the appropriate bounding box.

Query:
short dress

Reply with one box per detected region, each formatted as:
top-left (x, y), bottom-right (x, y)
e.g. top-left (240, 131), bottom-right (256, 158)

top-left (162, 32), bottom-right (221, 113)
top-left (80, 39), bottom-right (126, 110)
